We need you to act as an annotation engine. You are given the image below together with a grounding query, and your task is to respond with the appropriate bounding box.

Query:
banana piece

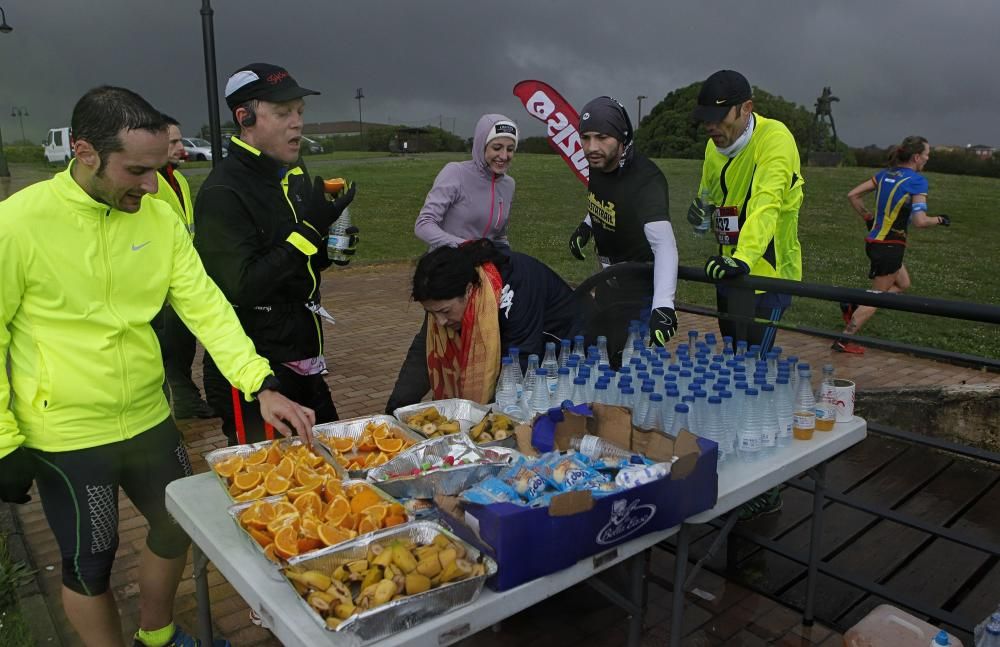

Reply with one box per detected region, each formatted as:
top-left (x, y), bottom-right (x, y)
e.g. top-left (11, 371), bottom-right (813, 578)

top-left (469, 417), bottom-right (488, 440)
top-left (332, 565), bottom-right (349, 582)
top-left (436, 421), bottom-right (460, 434)
top-left (391, 542), bottom-right (418, 573)
top-left (333, 602), bottom-right (356, 620)
top-left (372, 546), bottom-right (394, 567)
top-left (360, 566), bottom-right (382, 591)
top-left (307, 590), bottom-right (335, 613)
top-left (372, 579), bottom-right (397, 606)
top-left (431, 534), bottom-right (451, 550)
top-left (492, 429), bottom-right (508, 441)
top-left (326, 617), bottom-right (342, 630)
top-left (438, 547), bottom-right (457, 569)
top-left (414, 545), bottom-right (440, 561)
top-left (440, 558), bottom-right (473, 584)
top-left (346, 559), bottom-right (369, 574)
top-left (405, 572), bottom-right (431, 595)
top-left (299, 570), bottom-right (332, 591)
top-left (416, 555), bottom-right (442, 578)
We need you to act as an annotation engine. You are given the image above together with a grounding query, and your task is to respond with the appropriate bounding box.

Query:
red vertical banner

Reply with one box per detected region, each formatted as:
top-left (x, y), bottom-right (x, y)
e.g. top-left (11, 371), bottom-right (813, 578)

top-left (512, 80), bottom-right (589, 186)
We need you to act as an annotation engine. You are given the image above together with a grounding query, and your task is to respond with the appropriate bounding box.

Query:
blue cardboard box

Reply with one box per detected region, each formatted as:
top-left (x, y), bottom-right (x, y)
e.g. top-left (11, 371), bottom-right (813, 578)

top-left (436, 408), bottom-right (718, 591)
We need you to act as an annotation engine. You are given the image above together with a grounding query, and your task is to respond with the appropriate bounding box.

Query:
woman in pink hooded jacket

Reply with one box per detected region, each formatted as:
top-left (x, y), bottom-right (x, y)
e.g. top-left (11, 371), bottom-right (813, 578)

top-left (414, 113), bottom-right (518, 249)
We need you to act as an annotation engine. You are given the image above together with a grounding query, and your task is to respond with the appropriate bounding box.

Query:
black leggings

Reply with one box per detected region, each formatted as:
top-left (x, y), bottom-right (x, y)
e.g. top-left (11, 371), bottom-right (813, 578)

top-left (29, 417), bottom-right (193, 596)
top-left (716, 288), bottom-right (788, 358)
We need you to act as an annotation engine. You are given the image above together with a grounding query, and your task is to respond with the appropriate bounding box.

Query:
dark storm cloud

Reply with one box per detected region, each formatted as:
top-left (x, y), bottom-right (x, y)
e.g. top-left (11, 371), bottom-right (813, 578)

top-left (1, 0), bottom-right (998, 147)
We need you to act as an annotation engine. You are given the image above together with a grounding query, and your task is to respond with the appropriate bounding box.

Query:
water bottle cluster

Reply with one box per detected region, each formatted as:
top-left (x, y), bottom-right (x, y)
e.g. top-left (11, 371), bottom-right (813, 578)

top-left (494, 327), bottom-right (843, 469)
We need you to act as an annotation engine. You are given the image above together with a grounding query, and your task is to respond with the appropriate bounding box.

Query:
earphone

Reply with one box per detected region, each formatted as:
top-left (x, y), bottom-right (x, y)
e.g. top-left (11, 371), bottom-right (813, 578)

top-left (238, 103), bottom-right (257, 128)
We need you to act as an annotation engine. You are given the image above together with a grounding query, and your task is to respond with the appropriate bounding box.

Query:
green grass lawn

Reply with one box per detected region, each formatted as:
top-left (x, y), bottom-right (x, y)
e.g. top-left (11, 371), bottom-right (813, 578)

top-left (20, 151), bottom-right (989, 360)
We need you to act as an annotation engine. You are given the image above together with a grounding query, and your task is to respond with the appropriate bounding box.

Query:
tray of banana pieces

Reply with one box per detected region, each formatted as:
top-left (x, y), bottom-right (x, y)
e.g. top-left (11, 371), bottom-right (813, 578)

top-left (393, 399), bottom-right (519, 448)
top-left (282, 521), bottom-right (496, 643)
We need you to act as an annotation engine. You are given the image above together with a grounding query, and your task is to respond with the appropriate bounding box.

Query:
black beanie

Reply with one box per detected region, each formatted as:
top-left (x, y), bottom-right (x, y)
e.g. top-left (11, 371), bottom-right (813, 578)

top-left (579, 96), bottom-right (633, 146)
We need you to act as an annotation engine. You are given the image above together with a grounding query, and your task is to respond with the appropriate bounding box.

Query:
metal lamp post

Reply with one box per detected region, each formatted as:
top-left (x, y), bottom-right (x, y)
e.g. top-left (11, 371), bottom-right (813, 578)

top-left (11, 106), bottom-right (28, 143)
top-left (200, 0), bottom-right (222, 166)
top-left (0, 5), bottom-right (13, 178)
top-left (355, 87), bottom-right (365, 149)
top-left (636, 95), bottom-right (648, 127)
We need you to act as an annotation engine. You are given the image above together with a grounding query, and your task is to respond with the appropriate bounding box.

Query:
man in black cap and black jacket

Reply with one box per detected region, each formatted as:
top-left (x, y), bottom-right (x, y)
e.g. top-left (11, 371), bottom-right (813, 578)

top-left (567, 96), bottom-right (679, 365)
top-left (194, 62), bottom-right (357, 445)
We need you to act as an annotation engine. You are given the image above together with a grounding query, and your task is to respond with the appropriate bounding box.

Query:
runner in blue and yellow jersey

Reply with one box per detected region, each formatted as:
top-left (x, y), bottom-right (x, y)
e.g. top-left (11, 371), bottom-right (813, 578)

top-left (834, 135), bottom-right (951, 354)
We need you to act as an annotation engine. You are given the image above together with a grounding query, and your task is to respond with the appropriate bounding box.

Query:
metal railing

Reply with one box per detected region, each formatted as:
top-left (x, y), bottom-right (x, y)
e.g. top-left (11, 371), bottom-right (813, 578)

top-left (620, 263), bottom-right (1000, 637)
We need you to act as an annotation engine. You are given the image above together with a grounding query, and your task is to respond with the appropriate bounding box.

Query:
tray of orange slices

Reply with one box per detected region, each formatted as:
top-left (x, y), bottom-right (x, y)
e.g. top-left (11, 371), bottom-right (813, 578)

top-left (228, 479), bottom-right (411, 568)
top-left (207, 438), bottom-right (347, 503)
top-left (313, 415), bottom-right (423, 479)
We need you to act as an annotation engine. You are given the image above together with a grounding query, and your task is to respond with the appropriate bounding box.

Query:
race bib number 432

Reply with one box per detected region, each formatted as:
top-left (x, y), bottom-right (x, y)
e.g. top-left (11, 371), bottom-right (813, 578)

top-left (713, 206), bottom-right (741, 246)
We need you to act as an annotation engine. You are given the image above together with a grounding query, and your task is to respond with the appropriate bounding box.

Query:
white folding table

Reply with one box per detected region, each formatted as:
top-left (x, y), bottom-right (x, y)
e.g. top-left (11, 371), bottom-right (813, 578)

top-left (165, 416), bottom-right (866, 647)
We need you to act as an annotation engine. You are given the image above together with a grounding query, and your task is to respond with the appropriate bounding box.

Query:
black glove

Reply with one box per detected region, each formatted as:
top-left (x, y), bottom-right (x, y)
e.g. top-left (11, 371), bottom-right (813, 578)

top-left (330, 226), bottom-right (360, 266)
top-left (304, 176), bottom-right (356, 233)
top-left (687, 197), bottom-right (714, 232)
top-left (705, 255), bottom-right (750, 280)
top-left (0, 448), bottom-right (35, 504)
top-left (569, 221), bottom-right (592, 260)
top-left (937, 214), bottom-right (951, 227)
top-left (650, 307), bottom-right (678, 347)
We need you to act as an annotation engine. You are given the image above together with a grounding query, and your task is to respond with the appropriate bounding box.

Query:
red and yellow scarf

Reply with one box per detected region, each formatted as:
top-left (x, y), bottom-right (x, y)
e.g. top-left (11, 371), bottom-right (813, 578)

top-left (425, 263), bottom-right (503, 403)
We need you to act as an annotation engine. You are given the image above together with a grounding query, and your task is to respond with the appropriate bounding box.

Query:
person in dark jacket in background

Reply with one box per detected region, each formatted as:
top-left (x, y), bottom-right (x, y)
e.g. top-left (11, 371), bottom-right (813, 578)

top-left (385, 239), bottom-right (581, 413)
top-left (414, 114), bottom-right (517, 250)
top-left (194, 62), bottom-right (357, 445)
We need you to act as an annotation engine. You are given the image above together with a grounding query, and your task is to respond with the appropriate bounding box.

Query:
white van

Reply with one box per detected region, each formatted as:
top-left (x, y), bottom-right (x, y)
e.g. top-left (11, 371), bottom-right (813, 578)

top-left (44, 127), bottom-right (73, 164)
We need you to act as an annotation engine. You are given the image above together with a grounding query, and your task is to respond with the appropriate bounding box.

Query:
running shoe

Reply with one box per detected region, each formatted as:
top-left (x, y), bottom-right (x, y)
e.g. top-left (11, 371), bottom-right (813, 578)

top-left (831, 339), bottom-right (865, 354)
top-left (738, 488), bottom-right (783, 522)
top-left (839, 302), bottom-right (857, 325)
top-left (134, 627), bottom-right (231, 647)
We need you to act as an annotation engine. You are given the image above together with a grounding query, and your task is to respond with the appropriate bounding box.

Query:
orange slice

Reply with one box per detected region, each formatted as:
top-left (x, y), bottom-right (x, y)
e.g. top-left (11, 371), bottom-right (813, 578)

top-left (387, 503), bottom-right (406, 517)
top-left (264, 471), bottom-right (292, 495)
top-left (357, 517), bottom-right (378, 535)
top-left (234, 485), bottom-right (266, 502)
top-left (245, 463), bottom-right (275, 475)
top-left (248, 527), bottom-right (273, 548)
top-left (233, 471), bottom-right (262, 492)
top-left (349, 487), bottom-right (382, 515)
top-left (370, 424), bottom-right (389, 439)
top-left (213, 455), bottom-right (244, 479)
top-left (246, 501), bottom-right (277, 529)
top-left (275, 457), bottom-right (295, 479)
top-left (266, 512), bottom-right (300, 535)
top-left (375, 437), bottom-right (403, 453)
top-left (271, 501), bottom-right (297, 517)
top-left (228, 482), bottom-right (242, 497)
top-left (301, 516), bottom-right (321, 540)
top-left (364, 504), bottom-right (388, 524)
top-left (245, 447), bottom-right (268, 465)
top-left (345, 483), bottom-right (368, 498)
top-left (318, 522), bottom-right (353, 547)
top-left (324, 496), bottom-right (351, 525)
top-left (383, 515), bottom-right (407, 528)
top-left (263, 544), bottom-right (279, 562)
top-left (329, 437), bottom-right (355, 453)
top-left (324, 478), bottom-right (344, 501)
top-left (302, 452), bottom-right (325, 469)
top-left (370, 453), bottom-right (389, 467)
top-left (294, 492), bottom-right (323, 518)
top-left (265, 442), bottom-right (283, 465)
top-left (294, 466), bottom-right (324, 489)
top-left (338, 513), bottom-right (358, 531)
top-left (273, 525), bottom-right (299, 560)
top-left (297, 537), bottom-right (323, 553)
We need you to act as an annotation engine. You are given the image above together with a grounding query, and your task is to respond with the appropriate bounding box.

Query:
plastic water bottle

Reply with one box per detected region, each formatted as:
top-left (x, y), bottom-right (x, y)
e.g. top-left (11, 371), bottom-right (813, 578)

top-left (495, 357), bottom-right (522, 415)
top-left (775, 376), bottom-right (794, 447)
top-left (542, 342), bottom-right (559, 394)
top-left (662, 388), bottom-right (679, 431)
top-left (738, 388), bottom-right (763, 462)
top-left (975, 615), bottom-right (1000, 646)
top-left (622, 322), bottom-right (640, 367)
top-left (327, 204), bottom-right (354, 265)
top-left (523, 354), bottom-right (540, 402)
top-left (759, 384), bottom-right (779, 456)
top-left (557, 339), bottom-right (571, 370)
top-left (572, 335), bottom-right (586, 360)
top-left (593, 380), bottom-right (611, 405)
top-left (571, 377), bottom-right (589, 406)
top-left (668, 403), bottom-right (690, 438)
top-left (693, 189), bottom-right (712, 237)
top-left (508, 346), bottom-right (524, 400)
top-left (620, 386), bottom-right (635, 410)
top-left (703, 396), bottom-right (728, 464)
top-left (815, 363), bottom-right (837, 432)
top-left (637, 392), bottom-right (662, 432)
top-left (931, 629), bottom-right (950, 646)
top-left (528, 368), bottom-right (551, 415)
top-left (633, 384), bottom-right (653, 428)
top-left (596, 336), bottom-right (610, 366)
top-left (793, 363), bottom-right (816, 441)
top-left (554, 367), bottom-right (573, 405)
top-left (719, 390), bottom-right (736, 456)
top-left (569, 435), bottom-right (636, 462)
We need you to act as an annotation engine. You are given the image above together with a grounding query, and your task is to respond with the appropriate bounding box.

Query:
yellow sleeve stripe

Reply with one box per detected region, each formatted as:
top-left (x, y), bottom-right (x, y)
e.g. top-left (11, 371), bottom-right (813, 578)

top-left (286, 231), bottom-right (318, 256)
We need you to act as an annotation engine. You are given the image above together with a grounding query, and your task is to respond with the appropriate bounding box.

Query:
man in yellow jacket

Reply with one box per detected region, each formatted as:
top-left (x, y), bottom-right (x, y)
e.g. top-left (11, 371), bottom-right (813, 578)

top-left (689, 70), bottom-right (803, 358)
top-left (151, 114), bottom-right (214, 419)
top-left (0, 86), bottom-right (315, 647)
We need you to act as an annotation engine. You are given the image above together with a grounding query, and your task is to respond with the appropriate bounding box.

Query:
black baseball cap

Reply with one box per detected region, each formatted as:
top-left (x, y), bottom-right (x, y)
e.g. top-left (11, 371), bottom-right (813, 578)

top-left (224, 63), bottom-right (319, 110)
top-left (692, 70), bottom-right (752, 122)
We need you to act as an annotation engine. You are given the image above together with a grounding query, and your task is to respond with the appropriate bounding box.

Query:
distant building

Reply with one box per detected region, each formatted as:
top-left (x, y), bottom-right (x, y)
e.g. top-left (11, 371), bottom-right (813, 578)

top-left (302, 121), bottom-right (394, 137)
top-left (966, 144), bottom-right (996, 160)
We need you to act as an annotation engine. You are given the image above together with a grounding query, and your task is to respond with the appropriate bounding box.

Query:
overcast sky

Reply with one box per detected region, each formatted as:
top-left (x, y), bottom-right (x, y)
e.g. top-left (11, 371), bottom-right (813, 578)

top-left (1, 0), bottom-right (997, 148)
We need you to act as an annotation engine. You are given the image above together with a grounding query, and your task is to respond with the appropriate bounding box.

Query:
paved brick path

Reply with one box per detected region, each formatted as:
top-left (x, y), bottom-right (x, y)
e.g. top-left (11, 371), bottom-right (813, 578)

top-left (16, 262), bottom-right (996, 646)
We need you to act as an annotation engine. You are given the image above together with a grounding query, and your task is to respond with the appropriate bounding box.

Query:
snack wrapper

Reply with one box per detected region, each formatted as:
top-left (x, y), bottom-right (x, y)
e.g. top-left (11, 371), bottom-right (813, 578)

top-left (460, 476), bottom-right (522, 505)
top-left (533, 451), bottom-right (608, 492)
top-left (499, 456), bottom-right (547, 501)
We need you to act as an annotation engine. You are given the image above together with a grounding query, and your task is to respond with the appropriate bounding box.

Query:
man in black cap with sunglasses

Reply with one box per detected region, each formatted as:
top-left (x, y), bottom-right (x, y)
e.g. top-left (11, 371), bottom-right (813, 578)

top-left (194, 62), bottom-right (357, 446)
top-left (688, 69), bottom-right (802, 363)
top-left (568, 96), bottom-right (679, 364)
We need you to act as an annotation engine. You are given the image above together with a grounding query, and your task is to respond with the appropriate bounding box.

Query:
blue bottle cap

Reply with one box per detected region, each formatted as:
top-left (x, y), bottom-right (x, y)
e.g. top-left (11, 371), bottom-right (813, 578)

top-left (675, 403), bottom-right (689, 413)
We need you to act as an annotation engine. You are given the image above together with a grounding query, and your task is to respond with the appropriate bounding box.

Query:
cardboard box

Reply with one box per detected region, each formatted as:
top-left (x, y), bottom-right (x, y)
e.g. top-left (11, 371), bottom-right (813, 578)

top-left (436, 404), bottom-right (718, 590)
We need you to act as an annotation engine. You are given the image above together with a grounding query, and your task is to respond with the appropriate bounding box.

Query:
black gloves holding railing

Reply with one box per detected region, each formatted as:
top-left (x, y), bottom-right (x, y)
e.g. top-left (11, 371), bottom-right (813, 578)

top-left (650, 306), bottom-right (678, 347)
